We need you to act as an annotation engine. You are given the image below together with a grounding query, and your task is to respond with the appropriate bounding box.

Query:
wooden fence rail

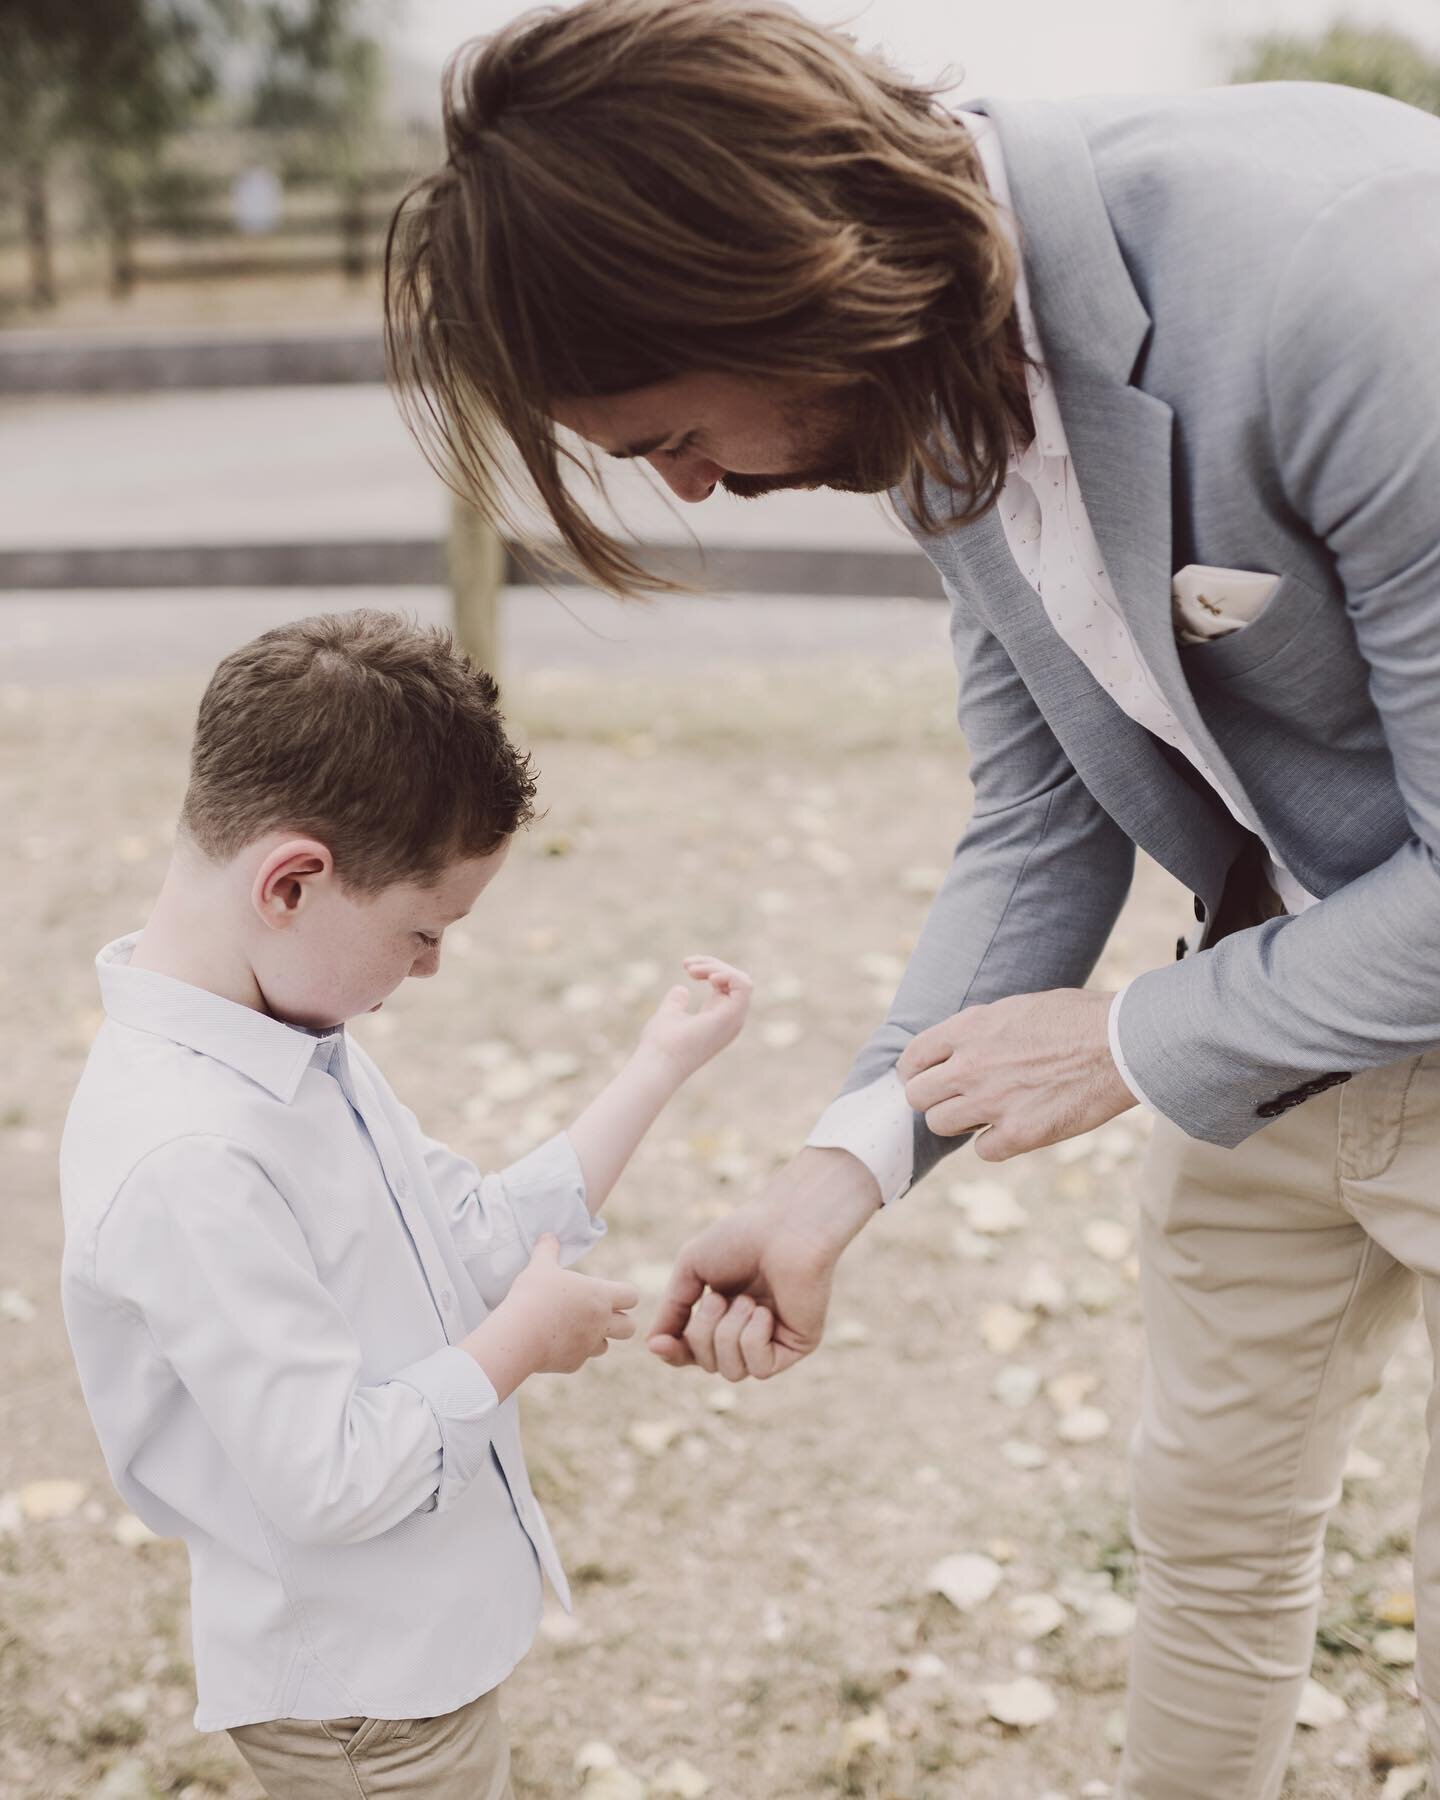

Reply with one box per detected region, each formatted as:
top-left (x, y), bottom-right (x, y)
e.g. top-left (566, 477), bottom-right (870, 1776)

top-left (0, 329), bottom-right (943, 667)
top-left (0, 537), bottom-right (944, 601)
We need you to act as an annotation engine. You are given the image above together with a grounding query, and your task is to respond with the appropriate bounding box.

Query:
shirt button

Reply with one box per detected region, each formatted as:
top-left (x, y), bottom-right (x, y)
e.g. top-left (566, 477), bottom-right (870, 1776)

top-left (394, 1174), bottom-right (409, 1197)
top-left (440, 1290), bottom-right (454, 1310)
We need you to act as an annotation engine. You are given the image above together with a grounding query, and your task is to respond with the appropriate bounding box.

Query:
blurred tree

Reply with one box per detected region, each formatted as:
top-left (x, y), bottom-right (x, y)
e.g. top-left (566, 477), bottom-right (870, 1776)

top-left (248, 0), bottom-right (384, 278)
top-left (77, 3), bottom-right (235, 298)
top-left (1232, 22), bottom-right (1440, 115)
top-left (0, 0), bottom-right (231, 305)
top-left (249, 0), bottom-right (381, 141)
top-left (0, 0), bottom-right (93, 307)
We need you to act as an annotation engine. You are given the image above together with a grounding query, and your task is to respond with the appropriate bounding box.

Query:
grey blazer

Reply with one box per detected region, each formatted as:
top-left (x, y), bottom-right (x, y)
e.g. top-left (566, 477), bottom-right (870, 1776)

top-left (845, 81), bottom-right (1440, 1177)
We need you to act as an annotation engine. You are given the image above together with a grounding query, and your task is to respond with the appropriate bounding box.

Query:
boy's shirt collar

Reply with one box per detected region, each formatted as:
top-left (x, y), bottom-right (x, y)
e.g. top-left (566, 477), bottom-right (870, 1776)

top-left (95, 933), bottom-right (341, 1105)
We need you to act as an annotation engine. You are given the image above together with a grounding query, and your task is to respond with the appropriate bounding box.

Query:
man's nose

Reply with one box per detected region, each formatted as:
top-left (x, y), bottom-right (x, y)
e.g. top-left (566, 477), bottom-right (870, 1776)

top-left (410, 946), bottom-right (441, 979)
top-left (648, 451), bottom-right (721, 503)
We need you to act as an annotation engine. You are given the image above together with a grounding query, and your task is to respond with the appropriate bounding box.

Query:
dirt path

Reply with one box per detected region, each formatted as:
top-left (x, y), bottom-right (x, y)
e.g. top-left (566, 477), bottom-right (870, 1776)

top-left (0, 655), bottom-right (1428, 1799)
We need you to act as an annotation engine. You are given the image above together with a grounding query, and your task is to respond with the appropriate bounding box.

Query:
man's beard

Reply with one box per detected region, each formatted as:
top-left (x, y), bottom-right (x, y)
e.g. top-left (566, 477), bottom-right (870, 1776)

top-left (719, 462), bottom-right (887, 499)
top-left (718, 388), bottom-right (897, 499)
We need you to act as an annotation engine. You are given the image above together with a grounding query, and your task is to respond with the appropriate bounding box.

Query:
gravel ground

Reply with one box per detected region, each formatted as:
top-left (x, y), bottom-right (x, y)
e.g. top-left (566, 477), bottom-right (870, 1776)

top-left (0, 650), bottom-right (1431, 1800)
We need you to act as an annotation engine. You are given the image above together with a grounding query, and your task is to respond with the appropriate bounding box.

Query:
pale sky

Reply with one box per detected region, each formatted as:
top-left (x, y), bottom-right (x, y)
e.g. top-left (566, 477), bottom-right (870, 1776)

top-left (393, 0), bottom-right (1440, 97)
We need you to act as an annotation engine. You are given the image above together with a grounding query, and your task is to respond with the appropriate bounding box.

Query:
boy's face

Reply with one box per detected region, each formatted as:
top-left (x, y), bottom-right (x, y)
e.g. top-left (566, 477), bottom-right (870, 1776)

top-left (250, 839), bottom-right (511, 1029)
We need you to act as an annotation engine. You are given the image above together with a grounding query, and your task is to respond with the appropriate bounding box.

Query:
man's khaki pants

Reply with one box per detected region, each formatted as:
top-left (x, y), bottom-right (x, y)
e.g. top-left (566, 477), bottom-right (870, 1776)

top-left (229, 1685), bottom-right (513, 1799)
top-left (1118, 1047), bottom-right (1440, 1798)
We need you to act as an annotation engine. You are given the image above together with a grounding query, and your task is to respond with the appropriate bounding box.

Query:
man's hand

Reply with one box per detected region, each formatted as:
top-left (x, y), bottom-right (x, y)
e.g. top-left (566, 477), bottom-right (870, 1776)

top-left (898, 988), bottom-right (1135, 1162)
top-left (648, 1148), bottom-right (880, 1380)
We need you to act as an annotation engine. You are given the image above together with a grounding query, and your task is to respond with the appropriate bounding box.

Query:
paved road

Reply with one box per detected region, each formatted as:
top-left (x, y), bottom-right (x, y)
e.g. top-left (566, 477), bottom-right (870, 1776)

top-left (0, 387), bottom-right (914, 549)
top-left (1, 387), bottom-right (947, 684)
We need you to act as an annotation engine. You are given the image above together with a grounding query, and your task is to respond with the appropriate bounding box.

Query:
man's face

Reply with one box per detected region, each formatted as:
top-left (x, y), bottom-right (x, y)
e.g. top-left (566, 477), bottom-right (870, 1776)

top-left (553, 372), bottom-right (885, 504)
top-left (249, 841), bottom-right (511, 1030)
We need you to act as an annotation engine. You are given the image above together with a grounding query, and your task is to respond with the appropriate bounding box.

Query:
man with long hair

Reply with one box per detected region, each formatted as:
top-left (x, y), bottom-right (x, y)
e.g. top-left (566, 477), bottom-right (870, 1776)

top-left (385, 4), bottom-right (1440, 1794)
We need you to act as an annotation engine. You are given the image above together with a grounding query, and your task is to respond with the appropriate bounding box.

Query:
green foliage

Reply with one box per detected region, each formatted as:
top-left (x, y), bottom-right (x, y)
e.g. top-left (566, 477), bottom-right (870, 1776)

top-left (0, 0), bottom-right (387, 299)
top-left (248, 0), bottom-right (384, 175)
top-left (0, 1), bottom-right (230, 167)
top-left (0, 0), bottom-right (233, 297)
top-left (1232, 22), bottom-right (1440, 116)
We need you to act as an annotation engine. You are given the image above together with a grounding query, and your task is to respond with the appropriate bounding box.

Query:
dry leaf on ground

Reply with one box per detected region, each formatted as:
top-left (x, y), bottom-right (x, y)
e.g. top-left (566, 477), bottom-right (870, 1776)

top-left (1009, 1592), bottom-right (1066, 1640)
top-left (981, 1304), bottom-right (1036, 1355)
top-left (1082, 1220), bottom-right (1132, 1263)
top-left (1296, 1678), bottom-right (1348, 1729)
top-left (1056, 1406), bottom-right (1111, 1445)
top-left (928, 1552), bottom-right (1003, 1612)
top-left (835, 1708), bottom-right (891, 1769)
top-left (982, 1675), bottom-right (1058, 1729)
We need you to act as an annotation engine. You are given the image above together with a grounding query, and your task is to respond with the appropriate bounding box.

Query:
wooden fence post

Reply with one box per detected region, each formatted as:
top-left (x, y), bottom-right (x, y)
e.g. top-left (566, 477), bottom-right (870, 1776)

top-left (22, 159), bottom-right (56, 309)
top-left (447, 495), bottom-right (504, 672)
top-left (340, 178), bottom-right (366, 283)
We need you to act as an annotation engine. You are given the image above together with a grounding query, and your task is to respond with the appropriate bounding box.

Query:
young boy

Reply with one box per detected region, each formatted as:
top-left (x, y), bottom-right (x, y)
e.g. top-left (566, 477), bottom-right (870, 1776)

top-left (59, 609), bottom-right (754, 1799)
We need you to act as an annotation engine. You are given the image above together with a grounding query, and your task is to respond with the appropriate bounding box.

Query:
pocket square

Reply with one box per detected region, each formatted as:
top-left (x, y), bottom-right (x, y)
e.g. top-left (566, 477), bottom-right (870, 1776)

top-left (1172, 564), bottom-right (1281, 645)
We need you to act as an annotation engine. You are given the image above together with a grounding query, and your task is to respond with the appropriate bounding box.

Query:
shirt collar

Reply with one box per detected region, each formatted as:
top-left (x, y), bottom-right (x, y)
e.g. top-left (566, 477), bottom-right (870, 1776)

top-left (957, 111), bottom-right (1069, 469)
top-left (95, 933), bottom-right (340, 1104)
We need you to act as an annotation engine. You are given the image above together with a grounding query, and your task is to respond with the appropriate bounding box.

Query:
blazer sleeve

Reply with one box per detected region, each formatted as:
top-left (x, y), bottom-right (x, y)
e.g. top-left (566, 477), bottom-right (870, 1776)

top-left (1115, 166), bottom-right (1440, 1145)
top-left (837, 582), bottom-right (1136, 1188)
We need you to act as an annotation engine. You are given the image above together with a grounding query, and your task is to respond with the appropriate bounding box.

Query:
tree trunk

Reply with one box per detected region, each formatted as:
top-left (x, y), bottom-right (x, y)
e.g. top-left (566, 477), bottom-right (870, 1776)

top-left (21, 156), bottom-right (56, 309)
top-left (106, 186), bottom-right (135, 300)
top-left (340, 179), bottom-right (365, 283)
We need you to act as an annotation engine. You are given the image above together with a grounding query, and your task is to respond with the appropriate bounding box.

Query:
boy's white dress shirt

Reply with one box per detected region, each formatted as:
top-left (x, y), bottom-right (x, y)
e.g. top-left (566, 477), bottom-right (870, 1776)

top-left (60, 934), bottom-right (604, 1731)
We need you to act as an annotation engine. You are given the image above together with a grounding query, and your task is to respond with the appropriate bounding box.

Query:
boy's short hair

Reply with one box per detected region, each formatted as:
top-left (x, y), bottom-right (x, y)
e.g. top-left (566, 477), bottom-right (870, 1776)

top-left (181, 610), bottom-right (537, 892)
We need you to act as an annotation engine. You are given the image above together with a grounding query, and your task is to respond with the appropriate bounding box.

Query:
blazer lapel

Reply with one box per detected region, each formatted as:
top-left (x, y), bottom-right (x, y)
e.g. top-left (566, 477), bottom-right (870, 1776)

top-left (934, 497), bottom-right (1243, 905)
top-left (976, 98), bottom-right (1258, 854)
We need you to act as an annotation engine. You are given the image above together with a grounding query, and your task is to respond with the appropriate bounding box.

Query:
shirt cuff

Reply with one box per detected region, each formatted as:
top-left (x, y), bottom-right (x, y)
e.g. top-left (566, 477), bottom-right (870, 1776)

top-left (389, 1344), bottom-right (500, 1514)
top-left (805, 1069), bottom-right (915, 1205)
top-left (1107, 983), bottom-right (1158, 1111)
top-left (500, 1131), bottom-right (606, 1266)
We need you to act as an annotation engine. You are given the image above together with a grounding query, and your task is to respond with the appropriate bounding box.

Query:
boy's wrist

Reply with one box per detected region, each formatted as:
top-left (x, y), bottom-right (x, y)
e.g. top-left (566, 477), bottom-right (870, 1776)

top-left (462, 1299), bottom-right (543, 1403)
top-left (628, 1039), bottom-right (693, 1095)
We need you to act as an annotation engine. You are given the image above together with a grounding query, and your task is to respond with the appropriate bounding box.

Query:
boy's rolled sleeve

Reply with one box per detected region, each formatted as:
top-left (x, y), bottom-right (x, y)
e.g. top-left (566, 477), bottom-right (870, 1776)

top-left (424, 1128), bottom-right (605, 1308)
top-left (388, 1345), bottom-right (502, 1514)
top-left (496, 1131), bottom-right (605, 1264)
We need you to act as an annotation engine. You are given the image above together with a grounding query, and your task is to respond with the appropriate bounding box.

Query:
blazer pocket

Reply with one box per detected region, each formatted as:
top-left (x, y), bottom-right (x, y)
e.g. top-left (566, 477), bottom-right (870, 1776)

top-left (1176, 572), bottom-right (1328, 685)
top-left (1172, 564), bottom-right (1280, 641)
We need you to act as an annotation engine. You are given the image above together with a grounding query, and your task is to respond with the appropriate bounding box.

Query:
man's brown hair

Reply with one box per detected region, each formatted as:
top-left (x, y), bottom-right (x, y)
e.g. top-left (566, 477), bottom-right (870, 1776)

top-left (383, 0), bottom-right (1026, 598)
top-left (181, 610), bottom-right (538, 892)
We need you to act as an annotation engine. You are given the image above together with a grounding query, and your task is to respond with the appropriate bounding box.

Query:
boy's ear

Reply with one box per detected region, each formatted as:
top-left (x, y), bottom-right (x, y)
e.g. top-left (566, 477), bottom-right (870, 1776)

top-left (251, 839), bottom-right (334, 931)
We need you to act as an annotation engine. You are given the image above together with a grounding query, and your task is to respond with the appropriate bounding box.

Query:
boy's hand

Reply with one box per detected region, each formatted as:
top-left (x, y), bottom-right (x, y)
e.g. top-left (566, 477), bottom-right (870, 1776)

top-left (638, 956), bottom-right (753, 1082)
top-left (465, 1236), bottom-right (639, 1398)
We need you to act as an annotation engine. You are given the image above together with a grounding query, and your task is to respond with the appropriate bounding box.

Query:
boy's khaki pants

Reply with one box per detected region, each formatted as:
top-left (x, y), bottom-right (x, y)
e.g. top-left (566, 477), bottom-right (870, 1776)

top-left (229, 1685), bottom-right (513, 1799)
top-left (1118, 1047), bottom-right (1440, 1799)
